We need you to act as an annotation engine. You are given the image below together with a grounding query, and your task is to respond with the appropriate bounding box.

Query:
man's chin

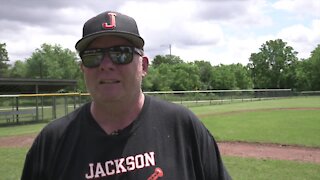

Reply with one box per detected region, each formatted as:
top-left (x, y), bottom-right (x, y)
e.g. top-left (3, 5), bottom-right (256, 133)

top-left (94, 94), bottom-right (123, 103)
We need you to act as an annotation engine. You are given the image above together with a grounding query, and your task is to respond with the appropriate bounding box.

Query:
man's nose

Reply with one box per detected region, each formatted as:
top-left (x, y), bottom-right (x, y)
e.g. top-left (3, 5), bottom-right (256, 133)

top-left (99, 53), bottom-right (115, 70)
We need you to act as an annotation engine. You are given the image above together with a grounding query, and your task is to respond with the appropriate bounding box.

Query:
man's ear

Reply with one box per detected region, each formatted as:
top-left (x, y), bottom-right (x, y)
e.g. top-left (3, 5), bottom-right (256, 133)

top-left (141, 56), bottom-right (149, 77)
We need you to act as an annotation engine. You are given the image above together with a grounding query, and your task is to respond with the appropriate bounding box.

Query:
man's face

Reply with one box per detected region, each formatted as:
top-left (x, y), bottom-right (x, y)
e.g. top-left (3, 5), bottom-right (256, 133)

top-left (81, 36), bottom-right (148, 103)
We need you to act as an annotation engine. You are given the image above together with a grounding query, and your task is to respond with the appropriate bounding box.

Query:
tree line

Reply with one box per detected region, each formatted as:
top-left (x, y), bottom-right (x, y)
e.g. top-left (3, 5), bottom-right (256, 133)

top-left (0, 39), bottom-right (319, 92)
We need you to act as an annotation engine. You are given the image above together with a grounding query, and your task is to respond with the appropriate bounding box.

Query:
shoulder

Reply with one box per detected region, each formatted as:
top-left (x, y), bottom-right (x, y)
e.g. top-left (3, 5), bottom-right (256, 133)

top-left (22, 103), bottom-right (91, 179)
top-left (44, 103), bottom-right (88, 134)
top-left (33, 103), bottom-right (89, 145)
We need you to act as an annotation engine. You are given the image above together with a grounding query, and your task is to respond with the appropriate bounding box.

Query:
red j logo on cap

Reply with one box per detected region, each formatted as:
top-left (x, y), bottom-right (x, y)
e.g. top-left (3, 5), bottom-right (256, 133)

top-left (102, 12), bottom-right (116, 29)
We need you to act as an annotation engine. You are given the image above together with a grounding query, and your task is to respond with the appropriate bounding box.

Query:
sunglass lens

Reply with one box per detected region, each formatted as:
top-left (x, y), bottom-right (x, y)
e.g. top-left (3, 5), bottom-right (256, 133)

top-left (82, 54), bottom-right (104, 68)
top-left (109, 46), bottom-right (133, 64)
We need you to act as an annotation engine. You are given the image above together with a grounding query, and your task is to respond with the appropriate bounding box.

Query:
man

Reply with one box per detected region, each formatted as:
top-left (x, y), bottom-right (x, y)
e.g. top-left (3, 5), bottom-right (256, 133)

top-left (21, 11), bottom-right (231, 180)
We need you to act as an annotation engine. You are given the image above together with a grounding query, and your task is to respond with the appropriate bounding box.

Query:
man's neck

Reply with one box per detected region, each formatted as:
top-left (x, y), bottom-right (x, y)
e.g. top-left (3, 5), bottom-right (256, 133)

top-left (90, 93), bottom-right (145, 134)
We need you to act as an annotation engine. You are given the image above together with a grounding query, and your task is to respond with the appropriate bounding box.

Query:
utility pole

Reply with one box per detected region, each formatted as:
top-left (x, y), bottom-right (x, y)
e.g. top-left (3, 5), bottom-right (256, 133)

top-left (161, 44), bottom-right (172, 56)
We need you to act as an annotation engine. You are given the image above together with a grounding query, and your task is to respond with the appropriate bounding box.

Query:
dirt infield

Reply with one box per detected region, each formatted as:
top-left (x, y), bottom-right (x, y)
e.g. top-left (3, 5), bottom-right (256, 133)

top-left (1, 134), bottom-right (320, 164)
top-left (0, 134), bottom-right (36, 148)
top-left (218, 141), bottom-right (320, 164)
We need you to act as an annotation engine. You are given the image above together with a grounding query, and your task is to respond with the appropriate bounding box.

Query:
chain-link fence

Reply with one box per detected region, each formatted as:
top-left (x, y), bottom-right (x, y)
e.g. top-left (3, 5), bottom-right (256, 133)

top-left (0, 93), bottom-right (91, 125)
top-left (0, 89), bottom-right (315, 126)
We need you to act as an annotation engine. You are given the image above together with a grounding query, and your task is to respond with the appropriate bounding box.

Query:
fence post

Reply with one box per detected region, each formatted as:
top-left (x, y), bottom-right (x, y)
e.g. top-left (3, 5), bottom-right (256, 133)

top-left (11, 97), bottom-right (14, 122)
top-left (73, 94), bottom-right (76, 109)
top-left (52, 96), bottom-right (57, 119)
top-left (64, 96), bottom-right (68, 115)
top-left (41, 96), bottom-right (44, 121)
top-left (79, 94), bottom-right (82, 106)
top-left (36, 96), bottom-right (39, 121)
top-left (15, 97), bottom-right (19, 123)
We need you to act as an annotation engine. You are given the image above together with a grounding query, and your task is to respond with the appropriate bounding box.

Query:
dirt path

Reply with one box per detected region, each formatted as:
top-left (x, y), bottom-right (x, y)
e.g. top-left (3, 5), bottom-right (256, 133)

top-left (1, 134), bottom-right (320, 164)
top-left (0, 134), bottom-right (36, 148)
top-left (218, 141), bottom-right (320, 164)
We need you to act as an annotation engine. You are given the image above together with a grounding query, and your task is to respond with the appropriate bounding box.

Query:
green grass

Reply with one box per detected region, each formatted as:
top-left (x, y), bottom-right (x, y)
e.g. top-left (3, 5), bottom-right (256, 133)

top-left (0, 148), bottom-right (28, 180)
top-left (2, 148), bottom-right (319, 180)
top-left (1, 148), bottom-right (320, 180)
top-left (0, 96), bottom-right (319, 180)
top-left (223, 156), bottom-right (320, 180)
top-left (190, 96), bottom-right (320, 115)
top-left (0, 123), bottom-right (46, 137)
top-left (189, 97), bottom-right (320, 147)
top-left (202, 110), bottom-right (320, 147)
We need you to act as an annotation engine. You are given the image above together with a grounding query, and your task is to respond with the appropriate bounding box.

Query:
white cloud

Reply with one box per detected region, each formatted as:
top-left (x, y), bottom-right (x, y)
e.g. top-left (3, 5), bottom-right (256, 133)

top-left (273, 0), bottom-right (320, 17)
top-left (1, 0), bottom-right (319, 66)
top-left (277, 19), bottom-right (320, 58)
top-left (119, 0), bottom-right (267, 64)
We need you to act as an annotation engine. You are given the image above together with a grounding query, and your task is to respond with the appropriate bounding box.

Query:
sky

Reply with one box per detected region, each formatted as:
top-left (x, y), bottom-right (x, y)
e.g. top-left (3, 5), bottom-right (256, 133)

top-left (0, 0), bottom-right (319, 66)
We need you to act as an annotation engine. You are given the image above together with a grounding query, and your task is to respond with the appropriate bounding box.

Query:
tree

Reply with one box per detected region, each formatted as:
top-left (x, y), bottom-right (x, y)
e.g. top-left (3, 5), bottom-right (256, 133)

top-left (248, 39), bottom-right (298, 89)
top-left (230, 63), bottom-right (253, 89)
top-left (23, 43), bottom-right (84, 91)
top-left (147, 63), bottom-right (174, 91)
top-left (0, 43), bottom-right (10, 77)
top-left (210, 64), bottom-right (237, 90)
top-left (9, 60), bottom-right (27, 78)
top-left (25, 44), bottom-right (80, 79)
top-left (143, 62), bottom-right (201, 91)
top-left (308, 44), bottom-right (320, 90)
top-left (170, 63), bottom-right (201, 91)
top-left (194, 60), bottom-right (214, 90)
top-left (152, 54), bottom-right (184, 68)
top-left (294, 59), bottom-right (312, 91)
top-left (142, 66), bottom-right (160, 91)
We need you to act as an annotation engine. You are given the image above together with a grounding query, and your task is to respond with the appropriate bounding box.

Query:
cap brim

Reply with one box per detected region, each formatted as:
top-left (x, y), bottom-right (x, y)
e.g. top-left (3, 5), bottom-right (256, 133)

top-left (75, 32), bottom-right (144, 53)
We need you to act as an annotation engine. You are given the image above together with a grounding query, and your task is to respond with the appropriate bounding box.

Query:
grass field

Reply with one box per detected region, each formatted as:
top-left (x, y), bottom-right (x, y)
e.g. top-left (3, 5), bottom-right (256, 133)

top-left (2, 148), bottom-right (319, 180)
top-left (202, 110), bottom-right (320, 147)
top-left (0, 123), bottom-right (46, 137)
top-left (191, 96), bottom-right (320, 147)
top-left (1, 96), bottom-right (320, 179)
top-left (223, 156), bottom-right (320, 180)
top-left (0, 148), bottom-right (28, 180)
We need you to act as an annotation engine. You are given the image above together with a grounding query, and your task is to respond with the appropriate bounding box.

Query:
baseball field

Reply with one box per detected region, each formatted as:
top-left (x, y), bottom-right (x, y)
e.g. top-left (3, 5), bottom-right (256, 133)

top-left (0, 96), bottom-right (319, 179)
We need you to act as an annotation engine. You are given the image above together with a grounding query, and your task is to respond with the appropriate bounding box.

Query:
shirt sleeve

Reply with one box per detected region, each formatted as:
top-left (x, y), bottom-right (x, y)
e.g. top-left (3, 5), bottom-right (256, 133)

top-left (21, 135), bottom-right (45, 180)
top-left (21, 125), bottom-right (58, 180)
top-left (189, 112), bottom-right (232, 180)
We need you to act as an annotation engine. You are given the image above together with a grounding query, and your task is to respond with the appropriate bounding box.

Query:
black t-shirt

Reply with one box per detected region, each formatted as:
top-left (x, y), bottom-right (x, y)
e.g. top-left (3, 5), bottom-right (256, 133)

top-left (21, 95), bottom-right (231, 180)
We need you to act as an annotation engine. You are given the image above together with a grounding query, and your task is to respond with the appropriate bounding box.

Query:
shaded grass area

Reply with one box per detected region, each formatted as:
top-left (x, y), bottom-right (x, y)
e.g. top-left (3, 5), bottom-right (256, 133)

top-left (223, 156), bottom-right (320, 180)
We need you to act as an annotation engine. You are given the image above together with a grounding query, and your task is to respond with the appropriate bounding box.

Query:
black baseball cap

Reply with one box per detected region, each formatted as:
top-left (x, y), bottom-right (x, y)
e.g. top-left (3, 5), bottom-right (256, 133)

top-left (75, 11), bottom-right (144, 53)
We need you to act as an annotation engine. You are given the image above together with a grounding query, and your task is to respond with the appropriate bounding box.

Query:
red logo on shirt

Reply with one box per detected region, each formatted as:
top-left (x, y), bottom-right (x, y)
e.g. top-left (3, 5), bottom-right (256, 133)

top-left (147, 167), bottom-right (163, 180)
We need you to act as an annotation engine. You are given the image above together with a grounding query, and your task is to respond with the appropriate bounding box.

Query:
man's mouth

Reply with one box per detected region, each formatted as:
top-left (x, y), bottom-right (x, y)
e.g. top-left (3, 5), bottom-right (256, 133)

top-left (99, 80), bottom-right (120, 84)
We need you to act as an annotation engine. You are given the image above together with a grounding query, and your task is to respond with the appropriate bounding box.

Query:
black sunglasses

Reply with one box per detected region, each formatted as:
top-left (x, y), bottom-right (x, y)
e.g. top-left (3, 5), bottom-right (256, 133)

top-left (80, 46), bottom-right (143, 68)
